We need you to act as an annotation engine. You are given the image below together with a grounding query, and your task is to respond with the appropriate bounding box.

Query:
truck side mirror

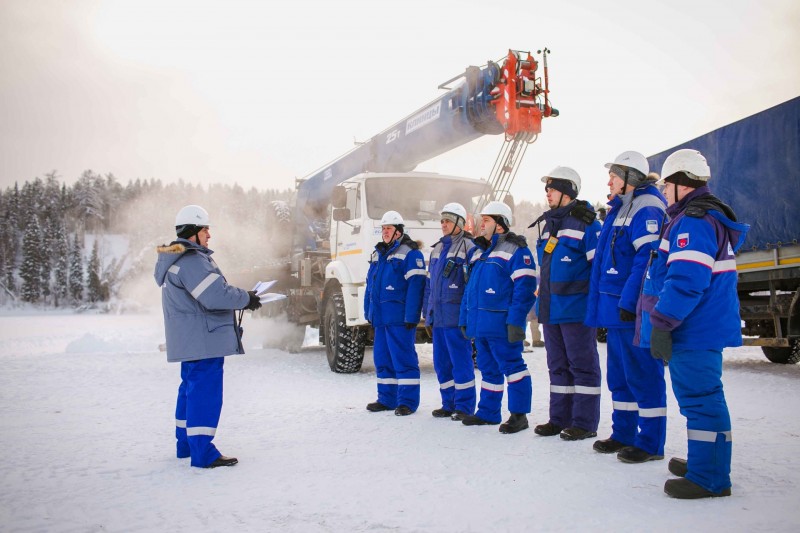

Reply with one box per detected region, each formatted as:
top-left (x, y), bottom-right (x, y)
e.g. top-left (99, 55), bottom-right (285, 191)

top-left (332, 208), bottom-right (351, 222)
top-left (332, 186), bottom-right (347, 209)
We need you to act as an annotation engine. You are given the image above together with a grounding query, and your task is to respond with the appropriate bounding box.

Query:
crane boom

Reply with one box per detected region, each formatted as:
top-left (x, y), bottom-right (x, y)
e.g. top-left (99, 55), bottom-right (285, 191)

top-left (295, 49), bottom-right (557, 222)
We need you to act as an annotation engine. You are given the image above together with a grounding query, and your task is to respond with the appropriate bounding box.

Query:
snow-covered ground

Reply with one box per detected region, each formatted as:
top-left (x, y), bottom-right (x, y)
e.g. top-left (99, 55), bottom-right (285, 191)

top-left (1, 310), bottom-right (799, 532)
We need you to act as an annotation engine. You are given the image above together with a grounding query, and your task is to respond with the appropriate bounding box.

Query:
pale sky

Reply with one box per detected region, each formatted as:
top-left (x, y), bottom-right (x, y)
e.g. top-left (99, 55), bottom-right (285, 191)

top-left (1, 0), bottom-right (798, 205)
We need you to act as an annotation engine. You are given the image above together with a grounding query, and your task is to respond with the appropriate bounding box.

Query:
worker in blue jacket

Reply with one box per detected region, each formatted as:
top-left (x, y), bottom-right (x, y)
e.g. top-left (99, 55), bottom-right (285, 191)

top-left (423, 202), bottom-right (478, 421)
top-left (459, 201), bottom-right (536, 434)
top-left (530, 166), bottom-right (603, 441)
top-left (586, 151), bottom-right (669, 464)
top-left (638, 149), bottom-right (749, 499)
top-left (154, 205), bottom-right (262, 469)
top-left (364, 210), bottom-right (427, 416)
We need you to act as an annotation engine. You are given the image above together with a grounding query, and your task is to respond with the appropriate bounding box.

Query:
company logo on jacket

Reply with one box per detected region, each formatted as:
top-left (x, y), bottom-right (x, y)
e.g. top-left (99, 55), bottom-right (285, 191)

top-left (606, 267), bottom-right (618, 275)
top-left (386, 285), bottom-right (395, 291)
top-left (677, 233), bottom-right (690, 248)
top-left (449, 283), bottom-right (459, 289)
top-left (524, 255), bottom-right (532, 265)
top-left (485, 288), bottom-right (496, 294)
top-left (561, 256), bottom-right (572, 262)
top-left (646, 220), bottom-right (658, 233)
top-left (417, 258), bottom-right (424, 267)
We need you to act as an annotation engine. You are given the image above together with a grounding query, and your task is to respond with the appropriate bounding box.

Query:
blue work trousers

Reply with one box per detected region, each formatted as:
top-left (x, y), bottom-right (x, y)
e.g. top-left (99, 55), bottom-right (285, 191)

top-left (474, 336), bottom-right (532, 423)
top-left (432, 327), bottom-right (476, 414)
top-left (373, 325), bottom-right (420, 411)
top-left (606, 327), bottom-right (667, 455)
top-left (669, 348), bottom-right (732, 494)
top-left (175, 357), bottom-right (224, 468)
top-left (543, 322), bottom-right (602, 431)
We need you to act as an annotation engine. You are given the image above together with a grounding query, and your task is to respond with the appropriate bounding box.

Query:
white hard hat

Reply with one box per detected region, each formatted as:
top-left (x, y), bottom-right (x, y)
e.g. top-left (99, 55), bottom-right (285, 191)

top-left (605, 151), bottom-right (650, 177)
top-left (441, 202), bottom-right (467, 221)
top-left (380, 210), bottom-right (404, 226)
top-left (541, 166), bottom-right (582, 196)
top-left (175, 205), bottom-right (211, 227)
top-left (480, 201), bottom-right (513, 227)
top-left (660, 149), bottom-right (711, 183)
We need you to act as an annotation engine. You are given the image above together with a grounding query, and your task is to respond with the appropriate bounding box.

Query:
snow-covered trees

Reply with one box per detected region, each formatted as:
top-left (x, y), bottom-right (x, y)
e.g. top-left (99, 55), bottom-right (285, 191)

top-left (0, 172), bottom-right (293, 307)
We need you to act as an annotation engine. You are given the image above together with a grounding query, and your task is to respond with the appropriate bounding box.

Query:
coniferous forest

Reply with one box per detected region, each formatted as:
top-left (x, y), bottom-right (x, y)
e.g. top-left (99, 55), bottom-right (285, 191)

top-left (0, 170), bottom-right (292, 307)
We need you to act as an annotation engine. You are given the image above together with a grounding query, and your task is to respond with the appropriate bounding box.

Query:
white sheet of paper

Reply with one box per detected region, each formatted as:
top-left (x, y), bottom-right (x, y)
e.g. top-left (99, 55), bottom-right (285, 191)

top-left (252, 280), bottom-right (278, 296)
top-left (259, 293), bottom-right (287, 304)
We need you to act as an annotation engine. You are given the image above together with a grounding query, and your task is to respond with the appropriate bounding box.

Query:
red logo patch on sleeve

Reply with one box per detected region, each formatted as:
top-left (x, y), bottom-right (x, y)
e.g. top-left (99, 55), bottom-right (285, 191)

top-left (677, 233), bottom-right (689, 248)
top-left (523, 255), bottom-right (531, 265)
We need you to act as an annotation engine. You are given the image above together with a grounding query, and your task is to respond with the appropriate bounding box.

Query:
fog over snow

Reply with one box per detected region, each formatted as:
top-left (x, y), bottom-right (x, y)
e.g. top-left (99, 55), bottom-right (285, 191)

top-left (1, 310), bottom-right (799, 532)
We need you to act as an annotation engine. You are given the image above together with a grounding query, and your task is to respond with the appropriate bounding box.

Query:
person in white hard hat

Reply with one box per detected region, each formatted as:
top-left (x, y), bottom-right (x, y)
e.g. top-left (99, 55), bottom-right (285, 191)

top-left (637, 149), bottom-right (749, 499)
top-left (529, 166), bottom-right (603, 442)
top-left (586, 151), bottom-right (669, 464)
top-left (364, 210), bottom-right (427, 416)
top-left (422, 203), bottom-right (478, 420)
top-left (458, 200), bottom-right (536, 434)
top-left (154, 205), bottom-right (262, 469)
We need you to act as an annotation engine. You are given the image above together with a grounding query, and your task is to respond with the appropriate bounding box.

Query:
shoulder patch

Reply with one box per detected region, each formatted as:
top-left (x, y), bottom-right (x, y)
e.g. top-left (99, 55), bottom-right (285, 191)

top-left (416, 258), bottom-right (424, 268)
top-left (677, 233), bottom-right (690, 248)
top-left (646, 219), bottom-right (658, 234)
top-left (523, 255), bottom-right (532, 265)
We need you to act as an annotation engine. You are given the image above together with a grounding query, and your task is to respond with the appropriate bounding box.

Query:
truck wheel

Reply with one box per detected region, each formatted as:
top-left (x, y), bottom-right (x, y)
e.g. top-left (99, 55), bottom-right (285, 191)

top-left (324, 292), bottom-right (366, 373)
top-left (761, 339), bottom-right (800, 364)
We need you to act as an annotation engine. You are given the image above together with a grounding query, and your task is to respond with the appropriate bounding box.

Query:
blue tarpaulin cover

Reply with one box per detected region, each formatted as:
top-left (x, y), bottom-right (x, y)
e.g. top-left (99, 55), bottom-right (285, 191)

top-left (648, 96), bottom-right (800, 251)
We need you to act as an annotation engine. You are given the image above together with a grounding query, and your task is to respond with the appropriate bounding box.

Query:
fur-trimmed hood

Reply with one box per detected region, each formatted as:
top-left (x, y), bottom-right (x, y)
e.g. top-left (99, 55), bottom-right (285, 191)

top-left (154, 239), bottom-right (209, 286)
top-left (156, 243), bottom-right (186, 255)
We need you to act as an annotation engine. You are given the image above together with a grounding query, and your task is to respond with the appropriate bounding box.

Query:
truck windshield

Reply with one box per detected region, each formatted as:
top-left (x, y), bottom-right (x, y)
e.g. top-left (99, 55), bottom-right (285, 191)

top-left (365, 177), bottom-right (490, 222)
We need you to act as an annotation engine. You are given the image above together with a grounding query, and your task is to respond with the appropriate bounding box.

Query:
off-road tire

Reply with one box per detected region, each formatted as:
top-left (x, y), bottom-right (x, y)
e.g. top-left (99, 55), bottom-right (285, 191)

top-left (762, 339), bottom-right (800, 364)
top-left (324, 292), bottom-right (366, 373)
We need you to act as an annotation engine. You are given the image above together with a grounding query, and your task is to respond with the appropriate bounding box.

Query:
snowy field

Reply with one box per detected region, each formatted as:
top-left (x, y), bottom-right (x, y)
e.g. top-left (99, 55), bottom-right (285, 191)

top-left (1, 310), bottom-right (799, 532)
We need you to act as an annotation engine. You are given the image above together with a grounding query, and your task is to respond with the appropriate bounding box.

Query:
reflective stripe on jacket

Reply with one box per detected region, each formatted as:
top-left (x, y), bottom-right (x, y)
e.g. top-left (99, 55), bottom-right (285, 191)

top-left (154, 239), bottom-right (249, 362)
top-left (535, 201), bottom-right (601, 324)
top-left (459, 232), bottom-right (536, 338)
top-left (637, 187), bottom-right (749, 351)
top-left (586, 184), bottom-right (666, 328)
top-left (423, 232), bottom-right (476, 328)
top-left (364, 234), bottom-right (426, 327)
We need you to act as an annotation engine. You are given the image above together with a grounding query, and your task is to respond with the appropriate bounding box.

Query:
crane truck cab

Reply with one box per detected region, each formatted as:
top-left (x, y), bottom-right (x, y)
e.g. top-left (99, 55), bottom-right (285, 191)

top-left (303, 171), bottom-right (491, 373)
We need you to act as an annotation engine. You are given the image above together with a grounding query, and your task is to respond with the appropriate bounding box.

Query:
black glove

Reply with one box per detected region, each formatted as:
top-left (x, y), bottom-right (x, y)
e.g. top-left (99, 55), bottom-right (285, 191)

top-left (619, 308), bottom-right (636, 322)
top-left (460, 326), bottom-right (469, 339)
top-left (405, 322), bottom-right (417, 330)
top-left (508, 324), bottom-right (526, 343)
top-left (650, 327), bottom-right (672, 362)
top-left (244, 290), bottom-right (262, 311)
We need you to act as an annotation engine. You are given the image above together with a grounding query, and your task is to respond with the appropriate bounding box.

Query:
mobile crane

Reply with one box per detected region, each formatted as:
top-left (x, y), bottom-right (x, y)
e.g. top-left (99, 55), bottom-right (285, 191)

top-left (271, 49), bottom-right (558, 372)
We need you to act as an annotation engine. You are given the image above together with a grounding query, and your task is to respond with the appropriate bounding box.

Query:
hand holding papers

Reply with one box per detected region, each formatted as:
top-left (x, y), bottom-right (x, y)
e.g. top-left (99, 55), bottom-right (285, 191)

top-left (252, 280), bottom-right (287, 304)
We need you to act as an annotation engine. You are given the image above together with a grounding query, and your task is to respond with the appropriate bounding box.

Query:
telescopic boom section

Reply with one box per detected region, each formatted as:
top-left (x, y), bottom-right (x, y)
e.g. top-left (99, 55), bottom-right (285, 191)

top-left (294, 49), bottom-right (556, 230)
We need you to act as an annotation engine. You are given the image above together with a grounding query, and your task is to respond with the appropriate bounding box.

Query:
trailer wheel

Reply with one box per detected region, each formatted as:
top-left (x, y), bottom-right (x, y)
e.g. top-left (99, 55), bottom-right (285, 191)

top-left (762, 339), bottom-right (800, 364)
top-left (324, 292), bottom-right (366, 373)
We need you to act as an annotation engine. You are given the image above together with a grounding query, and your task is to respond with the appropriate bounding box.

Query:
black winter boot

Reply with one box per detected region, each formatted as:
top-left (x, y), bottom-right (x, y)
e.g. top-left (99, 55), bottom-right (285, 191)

top-left (593, 438), bottom-right (626, 454)
top-left (366, 402), bottom-right (391, 412)
top-left (499, 413), bottom-right (529, 434)
top-left (461, 414), bottom-right (498, 426)
top-left (560, 427), bottom-right (597, 441)
top-left (450, 410), bottom-right (469, 421)
top-left (668, 457), bottom-right (688, 478)
top-left (204, 455), bottom-right (238, 468)
top-left (534, 421), bottom-right (563, 436)
top-left (432, 408), bottom-right (454, 418)
top-left (395, 405), bottom-right (414, 416)
top-left (617, 446), bottom-right (664, 463)
top-left (664, 478), bottom-right (731, 499)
